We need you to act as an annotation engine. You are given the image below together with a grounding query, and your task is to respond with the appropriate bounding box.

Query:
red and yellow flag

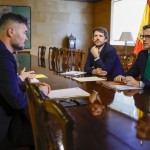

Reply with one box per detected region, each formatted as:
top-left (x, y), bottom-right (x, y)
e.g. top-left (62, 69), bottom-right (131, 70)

top-left (134, 0), bottom-right (150, 56)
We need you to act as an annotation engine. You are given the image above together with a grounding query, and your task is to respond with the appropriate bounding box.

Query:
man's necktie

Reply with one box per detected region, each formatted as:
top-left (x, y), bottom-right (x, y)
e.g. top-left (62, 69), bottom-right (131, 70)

top-left (144, 53), bottom-right (150, 80)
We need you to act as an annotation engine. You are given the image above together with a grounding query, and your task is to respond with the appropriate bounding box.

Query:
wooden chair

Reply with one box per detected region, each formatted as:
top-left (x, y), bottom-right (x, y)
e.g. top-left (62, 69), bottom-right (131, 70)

top-left (71, 49), bottom-right (86, 71)
top-left (60, 48), bottom-right (71, 72)
top-left (39, 57), bottom-right (46, 68)
top-left (118, 52), bottom-right (136, 72)
top-left (48, 47), bottom-right (71, 72)
top-left (126, 53), bottom-right (136, 71)
top-left (43, 100), bottom-right (74, 150)
top-left (59, 48), bottom-right (86, 72)
top-left (48, 47), bottom-right (61, 72)
top-left (38, 46), bottom-right (46, 58)
top-left (48, 47), bottom-right (86, 72)
top-left (38, 46), bottom-right (46, 67)
top-left (25, 78), bottom-right (74, 150)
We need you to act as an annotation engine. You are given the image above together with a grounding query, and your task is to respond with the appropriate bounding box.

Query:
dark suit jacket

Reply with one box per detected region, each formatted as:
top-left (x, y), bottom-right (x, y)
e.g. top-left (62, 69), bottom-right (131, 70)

top-left (84, 42), bottom-right (123, 77)
top-left (126, 50), bottom-right (150, 87)
top-left (0, 40), bottom-right (28, 114)
top-left (0, 41), bottom-right (27, 135)
top-left (0, 41), bottom-right (33, 149)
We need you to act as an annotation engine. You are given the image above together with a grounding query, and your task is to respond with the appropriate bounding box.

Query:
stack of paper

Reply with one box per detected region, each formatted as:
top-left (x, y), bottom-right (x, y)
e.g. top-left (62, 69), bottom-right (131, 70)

top-left (48, 87), bottom-right (90, 99)
top-left (110, 84), bottom-right (142, 90)
top-left (100, 81), bottom-right (142, 91)
top-left (60, 71), bottom-right (86, 76)
top-left (73, 76), bottom-right (106, 82)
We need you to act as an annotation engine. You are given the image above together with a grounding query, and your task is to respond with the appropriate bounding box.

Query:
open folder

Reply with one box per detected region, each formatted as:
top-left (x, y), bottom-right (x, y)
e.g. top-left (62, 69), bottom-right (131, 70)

top-left (48, 87), bottom-right (90, 99)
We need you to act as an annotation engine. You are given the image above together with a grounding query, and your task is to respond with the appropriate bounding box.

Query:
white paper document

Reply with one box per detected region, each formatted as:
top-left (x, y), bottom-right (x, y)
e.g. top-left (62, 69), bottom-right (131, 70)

top-left (48, 87), bottom-right (90, 99)
top-left (30, 78), bottom-right (40, 84)
top-left (60, 71), bottom-right (86, 76)
top-left (110, 85), bottom-right (142, 91)
top-left (73, 76), bottom-right (106, 82)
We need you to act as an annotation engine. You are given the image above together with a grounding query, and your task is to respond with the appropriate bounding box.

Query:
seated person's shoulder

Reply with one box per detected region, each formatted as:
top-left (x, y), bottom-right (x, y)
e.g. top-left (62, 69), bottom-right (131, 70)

top-left (139, 49), bottom-right (148, 55)
top-left (136, 50), bottom-right (148, 59)
top-left (105, 42), bottom-right (116, 50)
top-left (105, 43), bottom-right (117, 53)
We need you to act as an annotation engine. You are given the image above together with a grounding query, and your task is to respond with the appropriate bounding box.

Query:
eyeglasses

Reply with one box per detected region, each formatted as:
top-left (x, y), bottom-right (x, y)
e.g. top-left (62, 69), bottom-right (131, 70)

top-left (140, 34), bottom-right (150, 39)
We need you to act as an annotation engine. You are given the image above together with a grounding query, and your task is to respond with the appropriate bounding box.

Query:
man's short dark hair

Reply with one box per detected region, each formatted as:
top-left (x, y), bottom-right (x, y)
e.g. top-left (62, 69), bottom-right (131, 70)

top-left (143, 24), bottom-right (150, 30)
top-left (92, 27), bottom-right (108, 39)
top-left (0, 12), bottom-right (28, 27)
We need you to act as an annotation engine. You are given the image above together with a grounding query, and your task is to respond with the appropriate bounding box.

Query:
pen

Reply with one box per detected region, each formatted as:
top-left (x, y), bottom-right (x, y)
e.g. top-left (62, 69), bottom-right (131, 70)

top-left (121, 76), bottom-right (125, 82)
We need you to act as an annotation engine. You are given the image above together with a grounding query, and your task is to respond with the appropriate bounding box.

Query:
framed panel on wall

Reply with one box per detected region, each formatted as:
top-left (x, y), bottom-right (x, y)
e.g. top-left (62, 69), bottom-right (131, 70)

top-left (0, 6), bottom-right (31, 49)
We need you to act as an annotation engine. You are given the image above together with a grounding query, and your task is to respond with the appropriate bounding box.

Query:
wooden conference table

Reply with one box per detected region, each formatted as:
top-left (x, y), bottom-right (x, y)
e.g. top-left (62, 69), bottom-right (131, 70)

top-left (30, 56), bottom-right (150, 150)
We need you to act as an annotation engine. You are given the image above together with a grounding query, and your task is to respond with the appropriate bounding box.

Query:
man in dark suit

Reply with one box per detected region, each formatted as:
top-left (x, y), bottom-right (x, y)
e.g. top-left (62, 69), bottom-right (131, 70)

top-left (0, 12), bottom-right (50, 149)
top-left (114, 24), bottom-right (150, 88)
top-left (84, 27), bottom-right (123, 77)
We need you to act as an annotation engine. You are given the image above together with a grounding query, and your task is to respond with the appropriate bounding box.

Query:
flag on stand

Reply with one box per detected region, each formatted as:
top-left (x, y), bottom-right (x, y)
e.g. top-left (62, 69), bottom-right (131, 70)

top-left (134, 0), bottom-right (150, 56)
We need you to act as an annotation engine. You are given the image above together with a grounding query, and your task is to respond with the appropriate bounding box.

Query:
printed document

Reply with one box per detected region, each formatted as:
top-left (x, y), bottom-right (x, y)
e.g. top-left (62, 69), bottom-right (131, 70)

top-left (73, 76), bottom-right (106, 82)
top-left (60, 71), bottom-right (86, 76)
top-left (100, 81), bottom-right (142, 90)
top-left (110, 84), bottom-right (142, 90)
top-left (48, 87), bottom-right (90, 99)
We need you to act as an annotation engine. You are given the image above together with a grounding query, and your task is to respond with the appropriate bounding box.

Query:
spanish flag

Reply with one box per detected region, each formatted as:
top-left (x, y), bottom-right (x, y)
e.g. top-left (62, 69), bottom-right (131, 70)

top-left (134, 0), bottom-right (150, 56)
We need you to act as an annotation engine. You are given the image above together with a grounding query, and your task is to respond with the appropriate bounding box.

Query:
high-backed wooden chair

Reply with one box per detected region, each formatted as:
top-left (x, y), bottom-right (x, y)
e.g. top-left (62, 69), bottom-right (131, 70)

top-left (59, 48), bottom-right (86, 72)
top-left (71, 49), bottom-right (86, 71)
top-left (118, 52), bottom-right (136, 72)
top-left (43, 100), bottom-right (73, 150)
top-left (60, 48), bottom-right (71, 72)
top-left (48, 47), bottom-right (60, 71)
top-left (25, 78), bottom-right (74, 150)
top-left (38, 46), bottom-right (46, 67)
top-left (126, 53), bottom-right (136, 71)
top-left (48, 47), bottom-right (71, 72)
top-left (38, 46), bottom-right (46, 59)
top-left (48, 47), bottom-right (86, 72)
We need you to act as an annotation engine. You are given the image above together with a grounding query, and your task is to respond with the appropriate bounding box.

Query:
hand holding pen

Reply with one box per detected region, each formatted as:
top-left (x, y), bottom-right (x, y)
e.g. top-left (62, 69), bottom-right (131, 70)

top-left (114, 75), bottom-right (140, 87)
top-left (114, 75), bottom-right (125, 82)
top-left (123, 76), bottom-right (140, 87)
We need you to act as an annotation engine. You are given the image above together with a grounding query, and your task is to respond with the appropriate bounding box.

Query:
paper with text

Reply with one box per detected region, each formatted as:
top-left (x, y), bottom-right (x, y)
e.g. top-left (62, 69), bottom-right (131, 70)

top-left (73, 76), bottom-right (106, 82)
top-left (48, 87), bottom-right (90, 99)
top-left (60, 71), bottom-right (86, 76)
top-left (110, 85), bottom-right (142, 90)
top-left (99, 81), bottom-right (142, 90)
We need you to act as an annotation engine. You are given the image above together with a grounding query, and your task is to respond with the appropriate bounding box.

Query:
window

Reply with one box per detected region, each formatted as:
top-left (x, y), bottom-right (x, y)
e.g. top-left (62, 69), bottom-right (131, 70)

top-left (110, 0), bottom-right (147, 45)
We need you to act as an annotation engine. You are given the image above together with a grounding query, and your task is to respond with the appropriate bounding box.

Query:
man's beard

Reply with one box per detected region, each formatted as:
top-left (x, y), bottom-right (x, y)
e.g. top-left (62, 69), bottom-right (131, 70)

top-left (95, 40), bottom-right (105, 48)
top-left (95, 43), bottom-right (104, 48)
top-left (12, 43), bottom-right (24, 51)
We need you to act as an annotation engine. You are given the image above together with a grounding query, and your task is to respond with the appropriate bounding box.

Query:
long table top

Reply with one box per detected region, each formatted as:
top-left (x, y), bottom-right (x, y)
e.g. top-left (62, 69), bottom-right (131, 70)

top-left (31, 55), bottom-right (150, 150)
